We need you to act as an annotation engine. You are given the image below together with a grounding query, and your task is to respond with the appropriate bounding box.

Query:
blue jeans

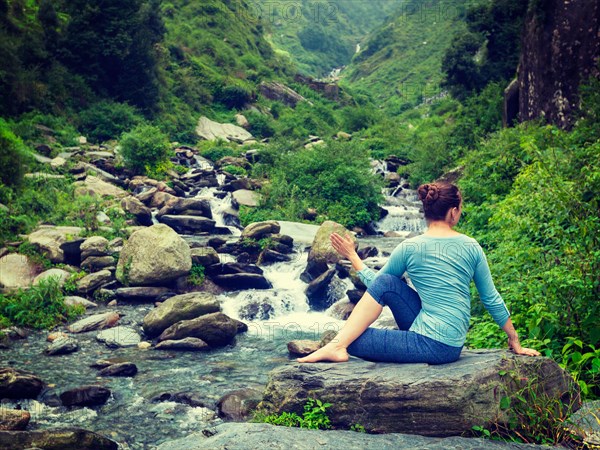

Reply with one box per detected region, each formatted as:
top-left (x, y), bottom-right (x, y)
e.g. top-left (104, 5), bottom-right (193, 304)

top-left (347, 274), bottom-right (462, 364)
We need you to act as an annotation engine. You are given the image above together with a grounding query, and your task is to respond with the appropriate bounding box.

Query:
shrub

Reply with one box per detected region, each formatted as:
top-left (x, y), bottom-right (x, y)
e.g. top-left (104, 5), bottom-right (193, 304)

top-left (78, 100), bottom-right (144, 143)
top-left (244, 110), bottom-right (275, 139)
top-left (0, 118), bottom-right (30, 189)
top-left (221, 164), bottom-right (247, 177)
top-left (216, 83), bottom-right (254, 109)
top-left (119, 124), bottom-right (171, 175)
top-left (198, 142), bottom-right (237, 162)
top-left (187, 264), bottom-right (205, 286)
top-left (0, 277), bottom-right (84, 329)
top-left (253, 398), bottom-right (332, 430)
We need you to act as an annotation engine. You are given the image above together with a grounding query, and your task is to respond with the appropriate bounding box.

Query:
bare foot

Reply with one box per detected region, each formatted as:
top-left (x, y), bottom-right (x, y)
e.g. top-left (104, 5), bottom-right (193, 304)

top-left (296, 343), bottom-right (349, 363)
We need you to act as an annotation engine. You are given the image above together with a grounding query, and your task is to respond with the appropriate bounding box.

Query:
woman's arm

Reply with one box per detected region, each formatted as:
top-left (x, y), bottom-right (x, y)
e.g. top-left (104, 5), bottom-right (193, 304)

top-left (502, 318), bottom-right (541, 356)
top-left (330, 232), bottom-right (365, 271)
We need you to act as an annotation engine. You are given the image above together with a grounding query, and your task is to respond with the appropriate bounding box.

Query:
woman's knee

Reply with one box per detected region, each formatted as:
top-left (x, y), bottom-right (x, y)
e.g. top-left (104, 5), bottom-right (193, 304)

top-left (366, 274), bottom-right (405, 305)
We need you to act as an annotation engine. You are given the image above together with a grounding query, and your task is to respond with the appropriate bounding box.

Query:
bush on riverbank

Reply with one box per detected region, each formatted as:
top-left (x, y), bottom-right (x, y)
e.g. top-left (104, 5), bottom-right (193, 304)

top-left (119, 124), bottom-right (171, 175)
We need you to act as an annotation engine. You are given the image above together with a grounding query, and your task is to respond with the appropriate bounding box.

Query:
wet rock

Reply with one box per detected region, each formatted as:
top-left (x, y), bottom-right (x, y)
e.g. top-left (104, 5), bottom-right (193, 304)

top-left (239, 301), bottom-right (274, 321)
top-left (329, 300), bottom-right (355, 320)
top-left (308, 221), bottom-right (356, 266)
top-left (357, 246), bottom-right (378, 260)
top-left (116, 224), bottom-right (192, 286)
top-left (305, 267), bottom-right (336, 311)
top-left (121, 195), bottom-right (153, 226)
top-left (258, 249), bottom-right (291, 265)
top-left (60, 385), bottom-right (111, 407)
top-left (320, 330), bottom-right (337, 347)
top-left (300, 258), bottom-right (329, 283)
top-left (150, 391), bottom-right (207, 408)
top-left (96, 326), bottom-right (141, 348)
top-left (33, 268), bottom-right (70, 287)
top-left (567, 400), bottom-right (600, 446)
top-left (67, 311), bottom-right (120, 333)
top-left (0, 409), bottom-right (30, 430)
top-left (156, 197), bottom-right (212, 219)
top-left (149, 191), bottom-right (177, 209)
top-left (80, 255), bottom-right (115, 272)
top-left (98, 362), bottom-right (138, 377)
top-left (114, 287), bottom-right (175, 302)
top-left (258, 350), bottom-right (580, 437)
top-left (212, 273), bottom-right (272, 290)
top-left (287, 340), bottom-right (320, 356)
top-left (0, 368), bottom-right (45, 399)
top-left (138, 341), bottom-right (152, 350)
top-left (63, 296), bottom-right (98, 309)
top-left (241, 221), bottom-right (280, 240)
top-left (0, 254), bottom-right (37, 291)
top-left (0, 427), bottom-right (119, 450)
top-left (217, 388), bottom-right (263, 422)
top-left (45, 336), bottom-right (79, 355)
top-left (155, 338), bottom-right (210, 351)
top-left (190, 247), bottom-right (220, 266)
top-left (47, 331), bottom-right (68, 342)
top-left (158, 312), bottom-right (239, 347)
top-left (143, 292), bottom-right (221, 338)
top-left (159, 215), bottom-right (216, 234)
top-left (346, 289), bottom-right (364, 304)
top-left (76, 269), bottom-right (113, 294)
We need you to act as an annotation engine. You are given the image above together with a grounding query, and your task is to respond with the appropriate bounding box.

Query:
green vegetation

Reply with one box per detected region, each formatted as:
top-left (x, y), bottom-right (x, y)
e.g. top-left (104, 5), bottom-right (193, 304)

top-left (253, 398), bottom-right (332, 430)
top-left (0, 277), bottom-right (84, 329)
top-left (0, 119), bottom-right (30, 190)
top-left (244, 139), bottom-right (383, 229)
top-left (187, 264), bottom-right (205, 286)
top-left (119, 124), bottom-right (171, 175)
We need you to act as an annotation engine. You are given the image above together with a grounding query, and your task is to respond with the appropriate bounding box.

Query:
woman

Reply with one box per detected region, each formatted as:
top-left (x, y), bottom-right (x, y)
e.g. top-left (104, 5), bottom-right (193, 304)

top-left (298, 182), bottom-right (540, 364)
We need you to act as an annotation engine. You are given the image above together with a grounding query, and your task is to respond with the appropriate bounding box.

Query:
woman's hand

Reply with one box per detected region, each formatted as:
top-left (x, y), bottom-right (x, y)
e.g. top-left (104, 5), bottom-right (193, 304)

top-left (508, 336), bottom-right (541, 357)
top-left (330, 232), bottom-right (357, 260)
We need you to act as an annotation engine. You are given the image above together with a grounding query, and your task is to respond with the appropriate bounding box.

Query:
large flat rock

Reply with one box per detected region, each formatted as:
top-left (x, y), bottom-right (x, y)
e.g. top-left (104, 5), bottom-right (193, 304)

top-left (258, 349), bottom-right (580, 437)
top-left (156, 422), bottom-right (541, 450)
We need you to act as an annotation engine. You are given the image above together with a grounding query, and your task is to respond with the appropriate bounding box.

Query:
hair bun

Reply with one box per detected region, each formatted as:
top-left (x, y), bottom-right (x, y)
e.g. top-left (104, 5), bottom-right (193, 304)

top-left (418, 183), bottom-right (440, 205)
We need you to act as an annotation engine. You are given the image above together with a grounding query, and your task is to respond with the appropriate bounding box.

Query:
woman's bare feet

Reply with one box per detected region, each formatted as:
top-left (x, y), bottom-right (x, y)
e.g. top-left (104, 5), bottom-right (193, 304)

top-left (296, 342), bottom-right (349, 363)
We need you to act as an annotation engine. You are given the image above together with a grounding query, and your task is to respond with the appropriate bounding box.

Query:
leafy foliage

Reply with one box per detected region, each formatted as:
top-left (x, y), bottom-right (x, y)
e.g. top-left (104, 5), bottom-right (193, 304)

top-left (0, 118), bottom-right (30, 189)
top-left (119, 124), bottom-right (171, 175)
top-left (253, 398), bottom-right (332, 430)
top-left (78, 101), bottom-right (144, 143)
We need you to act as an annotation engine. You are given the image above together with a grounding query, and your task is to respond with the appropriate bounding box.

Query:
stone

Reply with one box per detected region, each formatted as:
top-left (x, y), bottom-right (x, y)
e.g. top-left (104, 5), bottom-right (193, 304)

top-left (159, 215), bottom-right (216, 234)
top-left (516, 0), bottom-right (600, 129)
top-left (196, 116), bottom-right (254, 143)
top-left (336, 131), bottom-right (352, 140)
top-left (239, 301), bottom-right (274, 321)
top-left (150, 391), bottom-right (207, 408)
top-left (138, 341), bottom-right (152, 350)
top-left (0, 409), bottom-right (30, 431)
top-left (45, 336), bottom-right (79, 355)
top-left (241, 221), bottom-right (280, 240)
top-left (114, 287), bottom-right (175, 302)
top-left (121, 196), bottom-right (152, 226)
top-left (158, 312), bottom-right (239, 347)
top-left (156, 422), bottom-right (542, 450)
top-left (150, 191), bottom-right (177, 209)
top-left (50, 156), bottom-right (66, 169)
top-left (259, 81), bottom-right (308, 108)
top-left (0, 428), bottom-right (118, 450)
top-left (0, 254), bottom-right (37, 290)
top-left (47, 331), bottom-right (68, 342)
top-left (142, 292), bottom-right (221, 338)
top-left (258, 249), bottom-right (291, 265)
top-left (76, 269), bottom-right (113, 294)
top-left (60, 385), bottom-right (111, 407)
top-left (286, 340), bottom-right (320, 356)
top-left (156, 197), bottom-right (213, 219)
top-left (63, 296), bottom-right (98, 309)
top-left (191, 247), bottom-right (220, 266)
top-left (216, 388), bottom-right (263, 422)
top-left (33, 268), bottom-right (70, 287)
top-left (0, 368), bottom-right (44, 399)
top-left (98, 362), bottom-right (137, 377)
top-left (567, 400), bottom-right (600, 446)
top-left (73, 175), bottom-right (128, 198)
top-left (258, 350), bottom-right (580, 437)
top-left (211, 273), bottom-right (272, 290)
top-left (27, 226), bottom-right (83, 263)
top-left (305, 267), bottom-right (336, 311)
top-left (96, 326), bottom-right (141, 348)
top-left (80, 255), bottom-right (115, 272)
top-left (308, 221), bottom-right (356, 266)
top-left (232, 189), bottom-right (261, 207)
top-left (116, 224), bottom-right (192, 286)
top-left (234, 113), bottom-right (250, 129)
top-left (155, 338), bottom-right (210, 351)
top-left (67, 311), bottom-right (120, 333)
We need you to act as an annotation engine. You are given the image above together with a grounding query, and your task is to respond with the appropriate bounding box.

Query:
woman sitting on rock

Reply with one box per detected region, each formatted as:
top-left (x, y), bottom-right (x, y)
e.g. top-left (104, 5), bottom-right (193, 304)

top-left (298, 182), bottom-right (540, 364)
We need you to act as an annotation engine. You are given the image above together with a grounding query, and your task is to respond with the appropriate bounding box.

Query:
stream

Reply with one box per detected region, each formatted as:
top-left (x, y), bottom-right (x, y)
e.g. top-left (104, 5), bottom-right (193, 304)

top-left (0, 158), bottom-right (426, 449)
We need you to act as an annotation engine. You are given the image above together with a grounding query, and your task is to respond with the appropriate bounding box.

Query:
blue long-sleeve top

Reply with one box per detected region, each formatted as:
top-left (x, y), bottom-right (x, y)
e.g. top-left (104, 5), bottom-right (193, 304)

top-left (358, 234), bottom-right (510, 347)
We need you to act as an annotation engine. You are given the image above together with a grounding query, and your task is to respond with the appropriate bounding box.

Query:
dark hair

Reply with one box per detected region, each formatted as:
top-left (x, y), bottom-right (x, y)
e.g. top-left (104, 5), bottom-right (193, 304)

top-left (417, 182), bottom-right (462, 221)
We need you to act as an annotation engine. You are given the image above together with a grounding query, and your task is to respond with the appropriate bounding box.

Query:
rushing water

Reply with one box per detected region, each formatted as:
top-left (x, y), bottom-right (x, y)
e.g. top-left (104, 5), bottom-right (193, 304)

top-left (1, 158), bottom-right (426, 449)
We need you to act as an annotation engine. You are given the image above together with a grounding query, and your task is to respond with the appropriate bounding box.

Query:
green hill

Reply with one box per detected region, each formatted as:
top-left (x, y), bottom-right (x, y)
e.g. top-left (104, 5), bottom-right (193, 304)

top-left (252, 0), bottom-right (403, 77)
top-left (342, 0), bottom-right (473, 112)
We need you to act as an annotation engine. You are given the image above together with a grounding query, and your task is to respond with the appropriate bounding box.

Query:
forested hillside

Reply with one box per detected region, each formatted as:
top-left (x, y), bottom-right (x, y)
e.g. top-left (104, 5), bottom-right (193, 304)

top-left (251, 0), bottom-right (402, 77)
